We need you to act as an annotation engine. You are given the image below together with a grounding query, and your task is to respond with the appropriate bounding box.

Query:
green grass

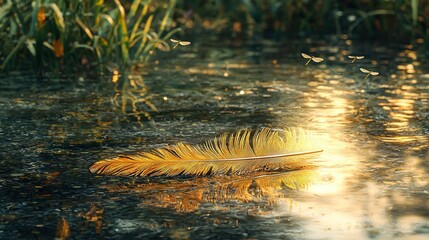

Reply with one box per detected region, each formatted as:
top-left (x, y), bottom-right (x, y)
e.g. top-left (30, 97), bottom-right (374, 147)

top-left (0, 0), bottom-right (180, 74)
top-left (1, 0), bottom-right (427, 75)
top-left (175, 0), bottom-right (428, 41)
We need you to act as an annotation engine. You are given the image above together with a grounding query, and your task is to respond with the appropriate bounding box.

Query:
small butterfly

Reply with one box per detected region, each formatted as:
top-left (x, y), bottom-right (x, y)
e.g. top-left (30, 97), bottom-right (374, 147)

top-left (348, 55), bottom-right (364, 63)
top-left (360, 68), bottom-right (379, 79)
top-left (170, 38), bottom-right (191, 49)
top-left (301, 53), bottom-right (324, 65)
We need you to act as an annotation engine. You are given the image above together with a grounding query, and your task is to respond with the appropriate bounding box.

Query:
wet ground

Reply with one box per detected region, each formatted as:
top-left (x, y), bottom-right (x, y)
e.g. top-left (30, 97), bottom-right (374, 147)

top-left (1, 38), bottom-right (429, 239)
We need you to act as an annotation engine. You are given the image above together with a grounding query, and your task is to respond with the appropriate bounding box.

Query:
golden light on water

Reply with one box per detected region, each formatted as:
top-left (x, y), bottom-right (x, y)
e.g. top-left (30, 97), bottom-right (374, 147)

top-left (305, 93), bottom-right (361, 195)
top-left (87, 54), bottom-right (429, 236)
top-left (272, 73), bottom-right (363, 197)
top-left (397, 64), bottom-right (416, 74)
top-left (402, 156), bottom-right (429, 187)
top-left (273, 84), bottom-right (373, 237)
top-left (267, 63), bottom-right (429, 238)
top-left (185, 63), bottom-right (250, 76)
top-left (378, 81), bottom-right (428, 145)
top-left (185, 68), bottom-right (223, 76)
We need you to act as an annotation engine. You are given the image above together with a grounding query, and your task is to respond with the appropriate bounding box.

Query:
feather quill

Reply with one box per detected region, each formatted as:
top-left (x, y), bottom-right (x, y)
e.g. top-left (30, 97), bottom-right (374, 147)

top-left (90, 128), bottom-right (322, 177)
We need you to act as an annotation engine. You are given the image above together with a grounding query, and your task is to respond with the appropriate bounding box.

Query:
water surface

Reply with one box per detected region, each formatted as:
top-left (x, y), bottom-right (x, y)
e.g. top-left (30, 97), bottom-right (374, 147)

top-left (1, 38), bottom-right (428, 239)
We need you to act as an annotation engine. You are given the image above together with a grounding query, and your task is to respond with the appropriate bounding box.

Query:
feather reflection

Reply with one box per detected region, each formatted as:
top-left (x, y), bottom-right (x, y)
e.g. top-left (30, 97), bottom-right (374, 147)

top-left (101, 168), bottom-right (318, 212)
top-left (55, 217), bottom-right (70, 239)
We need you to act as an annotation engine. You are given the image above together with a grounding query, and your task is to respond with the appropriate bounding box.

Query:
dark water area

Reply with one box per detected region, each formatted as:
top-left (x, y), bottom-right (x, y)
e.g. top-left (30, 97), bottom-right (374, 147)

top-left (1, 38), bottom-right (429, 239)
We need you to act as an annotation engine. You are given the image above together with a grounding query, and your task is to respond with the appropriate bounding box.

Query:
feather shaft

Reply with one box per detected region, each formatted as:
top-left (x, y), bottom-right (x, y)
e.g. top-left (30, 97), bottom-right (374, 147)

top-left (152, 149), bottom-right (323, 163)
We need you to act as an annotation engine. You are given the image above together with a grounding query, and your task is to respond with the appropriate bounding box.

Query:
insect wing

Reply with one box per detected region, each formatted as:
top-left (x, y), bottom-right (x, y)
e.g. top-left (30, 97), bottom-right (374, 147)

top-left (360, 68), bottom-right (370, 73)
top-left (370, 71), bottom-right (379, 76)
top-left (301, 53), bottom-right (311, 59)
top-left (356, 56), bottom-right (365, 59)
top-left (170, 38), bottom-right (179, 43)
top-left (348, 56), bottom-right (356, 59)
top-left (312, 57), bottom-right (324, 62)
top-left (179, 41), bottom-right (191, 46)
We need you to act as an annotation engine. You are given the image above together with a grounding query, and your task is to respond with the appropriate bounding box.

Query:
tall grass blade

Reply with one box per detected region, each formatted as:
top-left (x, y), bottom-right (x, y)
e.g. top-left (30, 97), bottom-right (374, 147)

top-left (49, 3), bottom-right (65, 33)
top-left (1, 36), bottom-right (26, 70)
top-left (114, 0), bottom-right (130, 66)
top-left (159, 0), bottom-right (176, 35)
top-left (411, 0), bottom-right (418, 27)
top-left (75, 17), bottom-right (94, 39)
top-left (130, 0), bottom-right (152, 44)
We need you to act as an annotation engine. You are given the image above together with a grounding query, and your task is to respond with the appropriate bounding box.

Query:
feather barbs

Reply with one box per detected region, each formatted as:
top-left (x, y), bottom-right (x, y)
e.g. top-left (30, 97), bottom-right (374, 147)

top-left (89, 128), bottom-right (322, 177)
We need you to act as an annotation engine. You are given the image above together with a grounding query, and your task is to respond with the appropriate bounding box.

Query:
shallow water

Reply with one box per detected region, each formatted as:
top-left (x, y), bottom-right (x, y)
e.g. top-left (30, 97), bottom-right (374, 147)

top-left (1, 38), bottom-right (429, 239)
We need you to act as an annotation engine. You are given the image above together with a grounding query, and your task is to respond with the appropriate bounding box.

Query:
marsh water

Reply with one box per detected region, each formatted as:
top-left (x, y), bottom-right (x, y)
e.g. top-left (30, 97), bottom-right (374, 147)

top-left (1, 38), bottom-right (429, 239)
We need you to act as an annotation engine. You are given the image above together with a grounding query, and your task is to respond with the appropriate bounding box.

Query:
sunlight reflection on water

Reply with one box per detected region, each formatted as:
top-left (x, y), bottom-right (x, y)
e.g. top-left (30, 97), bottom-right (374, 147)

top-left (265, 57), bottom-right (429, 238)
top-left (1, 41), bottom-right (429, 239)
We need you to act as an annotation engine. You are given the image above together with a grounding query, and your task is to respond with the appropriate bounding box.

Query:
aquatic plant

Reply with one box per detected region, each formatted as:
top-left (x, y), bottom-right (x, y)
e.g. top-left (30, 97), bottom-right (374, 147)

top-left (0, 0), bottom-right (179, 73)
top-left (90, 127), bottom-right (322, 177)
top-left (175, 0), bottom-right (428, 41)
top-left (1, 0), bottom-right (425, 74)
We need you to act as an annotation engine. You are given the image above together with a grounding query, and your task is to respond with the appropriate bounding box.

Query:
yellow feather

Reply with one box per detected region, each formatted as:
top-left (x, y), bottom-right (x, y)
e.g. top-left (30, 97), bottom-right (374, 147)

top-left (89, 128), bottom-right (322, 177)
